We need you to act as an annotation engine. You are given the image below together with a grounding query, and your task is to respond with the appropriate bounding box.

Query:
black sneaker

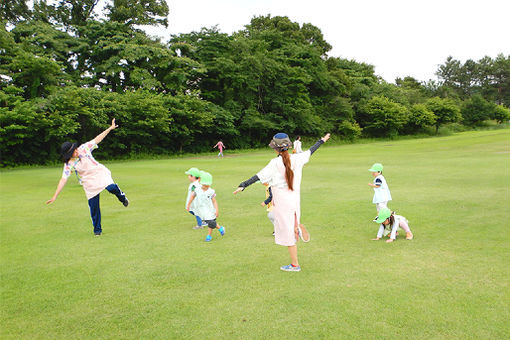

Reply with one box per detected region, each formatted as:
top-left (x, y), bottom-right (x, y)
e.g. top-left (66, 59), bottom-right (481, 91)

top-left (94, 232), bottom-right (102, 236)
top-left (123, 198), bottom-right (129, 207)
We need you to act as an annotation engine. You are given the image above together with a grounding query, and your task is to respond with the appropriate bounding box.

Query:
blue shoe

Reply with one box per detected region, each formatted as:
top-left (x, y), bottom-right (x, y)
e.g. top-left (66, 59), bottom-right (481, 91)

top-left (280, 264), bottom-right (301, 272)
top-left (219, 226), bottom-right (225, 236)
top-left (205, 235), bottom-right (212, 242)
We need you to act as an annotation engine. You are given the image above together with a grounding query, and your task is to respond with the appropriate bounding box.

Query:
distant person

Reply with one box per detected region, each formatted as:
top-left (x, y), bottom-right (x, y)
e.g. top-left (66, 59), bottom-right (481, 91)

top-left (185, 167), bottom-right (205, 229)
top-left (187, 172), bottom-right (225, 242)
top-left (46, 119), bottom-right (129, 236)
top-left (371, 207), bottom-right (414, 242)
top-left (293, 136), bottom-right (303, 153)
top-left (368, 163), bottom-right (392, 218)
top-left (214, 141), bottom-right (225, 157)
top-left (234, 132), bottom-right (330, 272)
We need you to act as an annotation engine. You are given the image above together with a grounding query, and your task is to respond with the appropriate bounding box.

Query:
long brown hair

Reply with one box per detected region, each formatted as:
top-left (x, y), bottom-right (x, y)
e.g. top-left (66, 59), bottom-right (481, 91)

top-left (280, 150), bottom-right (294, 191)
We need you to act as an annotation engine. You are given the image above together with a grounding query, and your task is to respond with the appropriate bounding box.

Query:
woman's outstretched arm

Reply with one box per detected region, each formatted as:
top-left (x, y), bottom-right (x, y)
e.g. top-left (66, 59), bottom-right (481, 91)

top-left (46, 177), bottom-right (68, 204)
top-left (309, 133), bottom-right (330, 155)
top-left (233, 175), bottom-right (260, 194)
top-left (93, 119), bottom-right (118, 145)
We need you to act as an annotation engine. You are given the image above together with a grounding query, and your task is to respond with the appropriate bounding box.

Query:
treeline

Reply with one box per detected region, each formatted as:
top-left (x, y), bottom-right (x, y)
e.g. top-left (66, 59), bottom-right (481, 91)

top-left (1, 1), bottom-right (509, 166)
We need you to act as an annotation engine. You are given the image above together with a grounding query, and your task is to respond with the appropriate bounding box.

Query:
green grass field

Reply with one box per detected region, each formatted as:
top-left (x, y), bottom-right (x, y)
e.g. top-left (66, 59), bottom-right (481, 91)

top-left (1, 130), bottom-right (509, 339)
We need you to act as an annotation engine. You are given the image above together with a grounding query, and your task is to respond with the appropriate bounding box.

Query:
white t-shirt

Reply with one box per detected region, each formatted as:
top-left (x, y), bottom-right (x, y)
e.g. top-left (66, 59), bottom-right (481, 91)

top-left (185, 180), bottom-right (200, 210)
top-left (257, 150), bottom-right (311, 190)
top-left (372, 174), bottom-right (392, 203)
top-left (194, 186), bottom-right (216, 220)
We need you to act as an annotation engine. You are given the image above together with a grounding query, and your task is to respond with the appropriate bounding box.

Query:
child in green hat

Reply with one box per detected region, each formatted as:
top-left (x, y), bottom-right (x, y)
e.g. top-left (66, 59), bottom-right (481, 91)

top-left (185, 167), bottom-right (204, 229)
top-left (371, 207), bottom-right (414, 242)
top-left (368, 163), bottom-right (392, 215)
top-left (187, 171), bottom-right (225, 242)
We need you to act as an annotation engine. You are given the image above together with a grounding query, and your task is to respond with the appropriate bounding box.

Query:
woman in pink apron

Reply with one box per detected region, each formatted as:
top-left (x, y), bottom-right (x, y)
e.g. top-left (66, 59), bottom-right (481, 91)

top-left (46, 119), bottom-right (129, 236)
top-left (234, 132), bottom-right (330, 271)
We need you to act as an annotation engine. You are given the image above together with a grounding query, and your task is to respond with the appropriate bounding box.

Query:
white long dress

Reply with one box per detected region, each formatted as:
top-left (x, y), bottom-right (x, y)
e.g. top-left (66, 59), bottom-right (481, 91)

top-left (257, 151), bottom-right (310, 246)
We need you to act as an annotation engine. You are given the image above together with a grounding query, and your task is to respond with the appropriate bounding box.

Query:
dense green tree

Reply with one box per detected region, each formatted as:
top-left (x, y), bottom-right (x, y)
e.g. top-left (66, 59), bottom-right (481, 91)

top-left (436, 54), bottom-right (510, 106)
top-left (8, 50), bottom-right (64, 99)
top-left (0, 85), bottom-right (82, 165)
top-left (107, 0), bottom-right (169, 27)
top-left (395, 76), bottom-right (428, 104)
top-left (461, 94), bottom-right (496, 126)
top-left (30, 0), bottom-right (100, 30)
top-left (11, 20), bottom-right (79, 80)
top-left (492, 54), bottom-right (510, 107)
top-left (360, 96), bottom-right (408, 137)
top-left (405, 103), bottom-right (436, 133)
top-left (75, 20), bottom-right (198, 93)
top-left (425, 97), bottom-right (461, 133)
top-left (492, 104), bottom-right (510, 124)
top-left (1, 0), bottom-right (31, 25)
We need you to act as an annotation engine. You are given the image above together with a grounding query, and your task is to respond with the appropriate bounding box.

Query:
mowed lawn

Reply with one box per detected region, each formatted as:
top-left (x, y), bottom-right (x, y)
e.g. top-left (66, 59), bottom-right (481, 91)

top-left (1, 130), bottom-right (509, 339)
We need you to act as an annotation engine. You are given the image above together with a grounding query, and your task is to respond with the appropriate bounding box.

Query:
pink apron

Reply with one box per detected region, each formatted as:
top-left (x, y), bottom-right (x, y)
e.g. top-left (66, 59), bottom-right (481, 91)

top-left (271, 162), bottom-right (301, 246)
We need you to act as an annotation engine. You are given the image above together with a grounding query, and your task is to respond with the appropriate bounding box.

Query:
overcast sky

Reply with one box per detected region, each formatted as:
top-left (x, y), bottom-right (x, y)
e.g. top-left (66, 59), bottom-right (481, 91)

top-left (143, 0), bottom-right (510, 83)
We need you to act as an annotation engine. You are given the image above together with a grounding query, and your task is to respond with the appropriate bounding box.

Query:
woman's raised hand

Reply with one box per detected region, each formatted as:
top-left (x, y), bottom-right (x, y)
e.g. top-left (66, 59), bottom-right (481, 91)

top-left (111, 118), bottom-right (118, 130)
top-left (321, 133), bottom-right (331, 142)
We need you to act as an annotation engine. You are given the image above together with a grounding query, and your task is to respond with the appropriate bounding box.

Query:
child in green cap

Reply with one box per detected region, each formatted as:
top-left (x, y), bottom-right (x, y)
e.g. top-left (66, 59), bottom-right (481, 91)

top-left (368, 163), bottom-right (392, 215)
top-left (371, 207), bottom-right (414, 243)
top-left (185, 167), bottom-right (204, 229)
top-left (187, 171), bottom-right (225, 242)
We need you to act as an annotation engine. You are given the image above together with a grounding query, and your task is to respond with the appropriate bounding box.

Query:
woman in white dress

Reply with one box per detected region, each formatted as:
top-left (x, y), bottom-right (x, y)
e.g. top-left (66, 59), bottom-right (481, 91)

top-left (234, 132), bottom-right (330, 271)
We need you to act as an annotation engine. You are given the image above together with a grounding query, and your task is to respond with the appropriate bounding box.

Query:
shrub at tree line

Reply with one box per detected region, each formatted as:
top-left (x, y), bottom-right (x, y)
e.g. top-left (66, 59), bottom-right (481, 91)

top-left (1, 1), bottom-right (509, 166)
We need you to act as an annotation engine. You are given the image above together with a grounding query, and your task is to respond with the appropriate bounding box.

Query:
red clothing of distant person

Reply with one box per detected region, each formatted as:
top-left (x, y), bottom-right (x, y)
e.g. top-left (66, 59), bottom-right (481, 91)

top-left (214, 141), bottom-right (225, 157)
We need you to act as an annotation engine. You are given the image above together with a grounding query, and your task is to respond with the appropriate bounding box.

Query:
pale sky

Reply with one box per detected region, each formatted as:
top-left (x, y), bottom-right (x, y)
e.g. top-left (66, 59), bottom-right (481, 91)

top-left (143, 0), bottom-right (510, 83)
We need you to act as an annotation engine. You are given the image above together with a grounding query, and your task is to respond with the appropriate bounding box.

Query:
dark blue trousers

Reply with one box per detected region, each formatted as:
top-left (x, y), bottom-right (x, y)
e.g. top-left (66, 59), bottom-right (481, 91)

top-left (88, 184), bottom-right (126, 234)
top-left (189, 210), bottom-right (203, 226)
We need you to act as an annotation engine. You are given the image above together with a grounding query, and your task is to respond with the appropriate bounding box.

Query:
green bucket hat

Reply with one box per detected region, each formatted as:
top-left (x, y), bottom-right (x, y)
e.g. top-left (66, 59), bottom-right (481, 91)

top-left (369, 163), bottom-right (384, 172)
top-left (185, 167), bottom-right (201, 178)
top-left (375, 208), bottom-right (392, 223)
top-left (200, 172), bottom-right (213, 185)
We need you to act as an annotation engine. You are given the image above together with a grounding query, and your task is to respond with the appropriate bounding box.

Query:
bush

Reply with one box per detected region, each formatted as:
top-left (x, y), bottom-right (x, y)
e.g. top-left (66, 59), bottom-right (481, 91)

top-left (492, 105), bottom-right (510, 124)
top-left (336, 120), bottom-right (362, 141)
top-left (360, 96), bottom-right (408, 138)
top-left (425, 97), bottom-right (461, 133)
top-left (404, 103), bottom-right (436, 133)
top-left (461, 95), bottom-right (496, 126)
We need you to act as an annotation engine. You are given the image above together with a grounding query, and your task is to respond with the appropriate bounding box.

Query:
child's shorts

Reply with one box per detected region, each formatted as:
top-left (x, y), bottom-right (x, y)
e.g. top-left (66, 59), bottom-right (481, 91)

top-left (203, 219), bottom-right (217, 229)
